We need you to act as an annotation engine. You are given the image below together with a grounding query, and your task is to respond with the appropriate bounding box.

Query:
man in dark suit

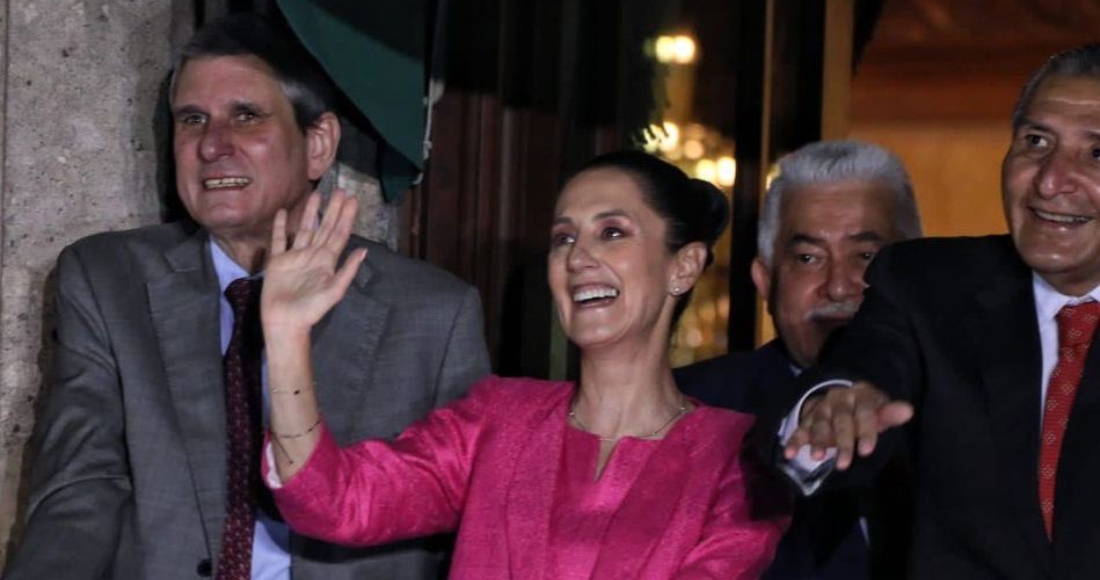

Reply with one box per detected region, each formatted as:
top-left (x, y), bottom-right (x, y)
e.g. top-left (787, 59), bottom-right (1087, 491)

top-left (677, 140), bottom-right (922, 579)
top-left (4, 14), bottom-right (490, 580)
top-left (780, 44), bottom-right (1100, 579)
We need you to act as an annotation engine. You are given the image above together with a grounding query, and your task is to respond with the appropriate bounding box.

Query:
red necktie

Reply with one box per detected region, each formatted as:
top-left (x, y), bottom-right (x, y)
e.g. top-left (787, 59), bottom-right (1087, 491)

top-left (1038, 301), bottom-right (1100, 539)
top-left (217, 278), bottom-right (264, 579)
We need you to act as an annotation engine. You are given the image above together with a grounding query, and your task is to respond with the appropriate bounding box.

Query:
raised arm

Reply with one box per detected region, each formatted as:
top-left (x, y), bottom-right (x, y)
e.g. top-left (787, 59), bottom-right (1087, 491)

top-left (261, 189), bottom-right (366, 479)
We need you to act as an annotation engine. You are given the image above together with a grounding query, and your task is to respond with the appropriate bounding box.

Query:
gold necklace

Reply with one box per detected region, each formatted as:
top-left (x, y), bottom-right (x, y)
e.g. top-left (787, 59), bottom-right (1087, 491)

top-left (568, 396), bottom-right (689, 442)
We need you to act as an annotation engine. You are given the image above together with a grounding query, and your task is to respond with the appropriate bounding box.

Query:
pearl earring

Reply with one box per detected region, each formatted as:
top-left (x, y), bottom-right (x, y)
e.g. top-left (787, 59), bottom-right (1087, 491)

top-left (671, 286), bottom-right (682, 295)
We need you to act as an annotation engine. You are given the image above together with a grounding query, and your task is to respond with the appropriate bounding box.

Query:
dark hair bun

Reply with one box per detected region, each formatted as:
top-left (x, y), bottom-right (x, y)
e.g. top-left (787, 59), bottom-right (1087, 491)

top-left (684, 178), bottom-right (730, 248)
top-left (573, 150), bottom-right (729, 267)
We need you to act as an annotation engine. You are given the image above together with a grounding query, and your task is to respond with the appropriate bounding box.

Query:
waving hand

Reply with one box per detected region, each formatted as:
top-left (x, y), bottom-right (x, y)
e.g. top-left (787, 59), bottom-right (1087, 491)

top-left (261, 190), bottom-right (368, 334)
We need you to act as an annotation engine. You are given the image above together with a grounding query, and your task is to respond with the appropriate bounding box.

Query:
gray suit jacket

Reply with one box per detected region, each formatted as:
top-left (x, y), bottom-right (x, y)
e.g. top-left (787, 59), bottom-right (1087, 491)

top-left (5, 223), bottom-right (491, 580)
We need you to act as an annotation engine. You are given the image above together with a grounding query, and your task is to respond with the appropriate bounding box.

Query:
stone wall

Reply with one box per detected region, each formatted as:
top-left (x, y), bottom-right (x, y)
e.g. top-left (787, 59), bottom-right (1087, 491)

top-left (0, 1), bottom-right (393, 566)
top-left (0, 0), bottom-right (175, 564)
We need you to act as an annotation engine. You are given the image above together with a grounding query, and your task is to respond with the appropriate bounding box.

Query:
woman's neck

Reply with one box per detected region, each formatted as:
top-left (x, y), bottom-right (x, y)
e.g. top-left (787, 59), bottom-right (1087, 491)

top-left (571, 341), bottom-right (686, 441)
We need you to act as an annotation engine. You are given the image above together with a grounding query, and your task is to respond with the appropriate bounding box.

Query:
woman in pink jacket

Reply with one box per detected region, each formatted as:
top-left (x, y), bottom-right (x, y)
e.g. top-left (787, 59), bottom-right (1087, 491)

top-left (261, 151), bottom-right (786, 578)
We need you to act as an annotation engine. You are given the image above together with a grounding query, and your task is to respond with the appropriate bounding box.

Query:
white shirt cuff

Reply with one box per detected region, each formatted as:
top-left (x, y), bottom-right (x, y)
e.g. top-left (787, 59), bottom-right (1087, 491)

top-left (264, 442), bottom-right (285, 489)
top-left (777, 379), bottom-right (853, 495)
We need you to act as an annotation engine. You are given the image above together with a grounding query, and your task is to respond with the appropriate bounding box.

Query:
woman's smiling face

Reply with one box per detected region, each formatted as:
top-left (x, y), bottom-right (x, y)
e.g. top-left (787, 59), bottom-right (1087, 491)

top-left (548, 167), bottom-right (679, 350)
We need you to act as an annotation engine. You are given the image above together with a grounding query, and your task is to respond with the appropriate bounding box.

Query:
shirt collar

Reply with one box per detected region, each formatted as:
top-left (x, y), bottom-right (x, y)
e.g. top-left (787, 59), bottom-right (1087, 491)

top-left (209, 240), bottom-right (254, 293)
top-left (1032, 271), bottom-right (1100, 323)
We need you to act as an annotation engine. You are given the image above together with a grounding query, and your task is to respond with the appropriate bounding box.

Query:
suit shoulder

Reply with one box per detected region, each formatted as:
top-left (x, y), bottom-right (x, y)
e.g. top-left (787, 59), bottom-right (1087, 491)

top-left (465, 375), bottom-right (573, 413)
top-left (675, 351), bottom-right (754, 390)
top-left (883, 234), bottom-right (1013, 268)
top-left (59, 223), bottom-right (196, 270)
top-left (677, 350), bottom-right (755, 376)
top-left (64, 222), bottom-right (193, 253)
top-left (687, 406), bottom-right (756, 455)
top-left (874, 235), bottom-right (1018, 287)
top-left (352, 238), bottom-right (474, 300)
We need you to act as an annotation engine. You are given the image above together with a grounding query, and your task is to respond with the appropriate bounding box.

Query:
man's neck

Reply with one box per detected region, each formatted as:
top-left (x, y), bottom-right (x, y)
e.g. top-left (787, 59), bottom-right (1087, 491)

top-left (212, 236), bottom-right (267, 274)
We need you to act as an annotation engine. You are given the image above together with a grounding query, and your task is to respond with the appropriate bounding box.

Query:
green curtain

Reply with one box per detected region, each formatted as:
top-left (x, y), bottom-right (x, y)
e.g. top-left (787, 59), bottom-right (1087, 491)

top-left (276, 0), bottom-right (426, 201)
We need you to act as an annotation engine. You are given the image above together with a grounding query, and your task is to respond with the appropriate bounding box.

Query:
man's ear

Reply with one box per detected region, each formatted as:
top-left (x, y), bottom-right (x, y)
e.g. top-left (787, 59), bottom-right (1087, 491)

top-left (751, 256), bottom-right (772, 300)
top-left (669, 242), bottom-right (708, 295)
top-left (305, 112), bottom-right (341, 181)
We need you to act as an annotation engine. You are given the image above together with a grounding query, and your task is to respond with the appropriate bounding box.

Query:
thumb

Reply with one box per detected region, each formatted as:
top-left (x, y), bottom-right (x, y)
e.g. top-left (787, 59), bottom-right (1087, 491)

top-left (877, 401), bottom-right (914, 431)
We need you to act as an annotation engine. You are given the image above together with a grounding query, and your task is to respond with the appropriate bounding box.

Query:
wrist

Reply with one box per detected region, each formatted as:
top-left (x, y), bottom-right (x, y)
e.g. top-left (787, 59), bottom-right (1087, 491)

top-left (262, 320), bottom-right (312, 341)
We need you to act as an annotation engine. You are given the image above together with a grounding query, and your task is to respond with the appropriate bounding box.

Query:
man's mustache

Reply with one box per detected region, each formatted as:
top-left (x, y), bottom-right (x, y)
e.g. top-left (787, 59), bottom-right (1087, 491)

top-left (807, 301), bottom-right (860, 322)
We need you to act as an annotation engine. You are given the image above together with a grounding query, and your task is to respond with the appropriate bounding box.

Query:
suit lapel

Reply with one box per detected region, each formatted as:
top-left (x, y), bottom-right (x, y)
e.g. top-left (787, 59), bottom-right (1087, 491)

top-left (148, 230), bottom-right (228, 557)
top-left (971, 259), bottom-right (1049, 569)
top-left (309, 255), bottom-right (390, 442)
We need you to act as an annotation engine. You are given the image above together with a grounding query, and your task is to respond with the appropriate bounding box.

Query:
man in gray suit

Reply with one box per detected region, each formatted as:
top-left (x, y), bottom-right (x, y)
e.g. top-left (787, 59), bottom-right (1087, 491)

top-left (4, 14), bottom-right (490, 580)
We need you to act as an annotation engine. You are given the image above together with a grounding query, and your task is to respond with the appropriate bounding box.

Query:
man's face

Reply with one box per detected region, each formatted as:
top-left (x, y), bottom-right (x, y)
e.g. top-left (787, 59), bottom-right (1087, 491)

top-left (171, 55), bottom-right (330, 247)
top-left (754, 181), bottom-right (899, 368)
top-left (1003, 74), bottom-right (1100, 296)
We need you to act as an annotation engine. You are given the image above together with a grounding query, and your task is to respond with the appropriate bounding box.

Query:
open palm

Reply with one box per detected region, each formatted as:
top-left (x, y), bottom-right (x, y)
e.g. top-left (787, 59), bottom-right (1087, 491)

top-left (261, 190), bottom-right (367, 334)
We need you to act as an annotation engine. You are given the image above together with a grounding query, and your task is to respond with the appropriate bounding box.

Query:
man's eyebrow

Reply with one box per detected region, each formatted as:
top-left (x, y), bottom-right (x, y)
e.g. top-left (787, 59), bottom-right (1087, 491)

top-left (171, 104), bottom-right (204, 117)
top-left (849, 231), bottom-right (887, 243)
top-left (786, 233), bottom-right (825, 247)
top-left (1016, 119), bottom-right (1049, 133)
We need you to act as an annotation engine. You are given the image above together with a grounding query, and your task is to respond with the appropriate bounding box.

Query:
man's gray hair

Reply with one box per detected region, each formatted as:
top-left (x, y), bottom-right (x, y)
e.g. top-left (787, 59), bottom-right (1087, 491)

top-left (757, 140), bottom-right (922, 266)
top-left (1012, 44), bottom-right (1100, 130)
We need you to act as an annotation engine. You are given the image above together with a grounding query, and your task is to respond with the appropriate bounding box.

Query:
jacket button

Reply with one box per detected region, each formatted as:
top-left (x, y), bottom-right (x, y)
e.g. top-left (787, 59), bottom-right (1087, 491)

top-left (196, 559), bottom-right (212, 577)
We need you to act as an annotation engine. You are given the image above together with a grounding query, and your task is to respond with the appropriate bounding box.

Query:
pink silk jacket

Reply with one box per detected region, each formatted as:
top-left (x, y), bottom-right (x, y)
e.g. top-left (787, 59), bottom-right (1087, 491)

top-left (268, 376), bottom-right (786, 579)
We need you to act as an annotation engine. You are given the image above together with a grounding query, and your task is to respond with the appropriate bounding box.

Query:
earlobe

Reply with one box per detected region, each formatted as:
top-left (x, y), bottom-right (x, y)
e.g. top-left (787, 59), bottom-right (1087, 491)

top-left (305, 112), bottom-right (341, 180)
top-left (669, 243), bottom-right (707, 295)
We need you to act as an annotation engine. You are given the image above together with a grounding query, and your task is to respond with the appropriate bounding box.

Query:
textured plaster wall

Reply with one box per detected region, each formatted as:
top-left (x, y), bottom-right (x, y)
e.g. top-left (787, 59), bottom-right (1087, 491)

top-left (0, 1), bottom-right (395, 566)
top-left (0, 0), bottom-right (173, 564)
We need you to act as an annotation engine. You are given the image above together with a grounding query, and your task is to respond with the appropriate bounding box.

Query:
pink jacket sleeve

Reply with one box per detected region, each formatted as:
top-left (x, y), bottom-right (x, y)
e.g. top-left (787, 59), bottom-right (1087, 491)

top-left (266, 377), bottom-right (499, 546)
top-left (673, 442), bottom-right (790, 578)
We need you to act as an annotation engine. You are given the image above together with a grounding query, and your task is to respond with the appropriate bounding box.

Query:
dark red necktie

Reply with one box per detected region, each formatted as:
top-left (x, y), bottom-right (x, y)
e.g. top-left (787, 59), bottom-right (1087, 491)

top-left (217, 278), bottom-right (264, 579)
top-left (1038, 301), bottom-right (1100, 539)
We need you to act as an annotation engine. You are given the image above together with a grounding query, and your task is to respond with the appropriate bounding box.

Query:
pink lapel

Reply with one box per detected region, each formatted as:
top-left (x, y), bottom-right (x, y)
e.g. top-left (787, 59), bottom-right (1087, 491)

top-left (503, 383), bottom-right (573, 576)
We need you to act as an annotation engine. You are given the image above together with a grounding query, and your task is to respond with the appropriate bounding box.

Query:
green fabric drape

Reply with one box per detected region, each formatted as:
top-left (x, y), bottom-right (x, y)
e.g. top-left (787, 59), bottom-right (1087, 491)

top-left (276, 0), bottom-right (426, 201)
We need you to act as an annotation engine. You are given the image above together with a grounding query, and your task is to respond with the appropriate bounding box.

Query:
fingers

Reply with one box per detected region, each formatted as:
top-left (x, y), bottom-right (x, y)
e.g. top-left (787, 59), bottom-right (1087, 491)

top-left (293, 192), bottom-right (323, 250)
top-left (782, 382), bottom-right (906, 471)
top-left (270, 209), bottom-right (289, 257)
top-left (331, 248), bottom-right (368, 299)
top-left (326, 192), bottom-right (359, 256)
top-left (783, 429), bottom-right (811, 460)
top-left (312, 189), bottom-right (358, 256)
top-left (879, 401), bottom-right (915, 430)
top-left (804, 388), bottom-right (857, 468)
top-left (837, 383), bottom-right (887, 468)
top-left (313, 189), bottom-right (345, 249)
